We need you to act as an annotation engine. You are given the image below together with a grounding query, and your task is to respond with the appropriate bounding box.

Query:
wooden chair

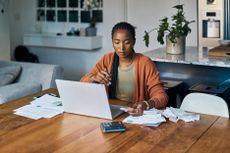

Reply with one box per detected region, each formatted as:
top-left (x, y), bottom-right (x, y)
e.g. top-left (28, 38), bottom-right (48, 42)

top-left (180, 93), bottom-right (229, 118)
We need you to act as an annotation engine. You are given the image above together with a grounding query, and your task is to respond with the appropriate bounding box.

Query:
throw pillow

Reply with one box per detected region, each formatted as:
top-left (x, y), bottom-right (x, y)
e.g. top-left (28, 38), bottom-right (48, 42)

top-left (0, 65), bottom-right (22, 86)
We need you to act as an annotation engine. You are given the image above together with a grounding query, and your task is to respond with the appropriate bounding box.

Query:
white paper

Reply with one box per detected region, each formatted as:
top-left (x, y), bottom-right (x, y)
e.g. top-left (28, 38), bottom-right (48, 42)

top-left (14, 94), bottom-right (64, 120)
top-left (162, 108), bottom-right (177, 118)
top-left (14, 105), bottom-right (63, 119)
top-left (120, 107), bottom-right (162, 115)
top-left (162, 107), bottom-right (200, 122)
top-left (144, 108), bottom-right (163, 115)
top-left (123, 106), bottom-right (200, 126)
top-left (123, 114), bottom-right (166, 126)
top-left (31, 94), bottom-right (64, 111)
top-left (14, 111), bottom-right (42, 120)
top-left (178, 114), bottom-right (200, 122)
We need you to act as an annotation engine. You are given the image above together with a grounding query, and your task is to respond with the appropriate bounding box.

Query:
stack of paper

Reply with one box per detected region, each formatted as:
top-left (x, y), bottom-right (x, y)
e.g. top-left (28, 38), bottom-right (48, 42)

top-left (123, 108), bottom-right (166, 127)
top-left (122, 107), bottom-right (200, 126)
top-left (31, 94), bottom-right (63, 111)
top-left (162, 107), bottom-right (200, 122)
top-left (14, 94), bottom-right (64, 120)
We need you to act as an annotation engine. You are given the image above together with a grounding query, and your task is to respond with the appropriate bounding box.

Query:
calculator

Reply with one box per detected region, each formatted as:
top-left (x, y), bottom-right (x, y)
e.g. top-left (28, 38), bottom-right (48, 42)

top-left (100, 121), bottom-right (126, 133)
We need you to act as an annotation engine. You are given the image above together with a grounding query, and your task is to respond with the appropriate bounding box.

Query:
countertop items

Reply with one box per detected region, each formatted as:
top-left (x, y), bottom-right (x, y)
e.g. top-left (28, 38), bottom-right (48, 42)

top-left (208, 46), bottom-right (230, 57)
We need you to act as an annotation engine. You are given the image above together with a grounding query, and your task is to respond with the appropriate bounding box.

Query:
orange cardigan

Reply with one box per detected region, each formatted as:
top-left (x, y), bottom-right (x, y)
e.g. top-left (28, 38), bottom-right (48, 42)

top-left (80, 52), bottom-right (168, 108)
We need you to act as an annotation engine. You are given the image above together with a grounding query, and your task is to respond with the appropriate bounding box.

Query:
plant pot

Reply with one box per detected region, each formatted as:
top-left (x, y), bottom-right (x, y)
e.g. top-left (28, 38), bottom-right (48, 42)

top-left (166, 54), bottom-right (185, 61)
top-left (86, 27), bottom-right (97, 36)
top-left (166, 36), bottom-right (186, 54)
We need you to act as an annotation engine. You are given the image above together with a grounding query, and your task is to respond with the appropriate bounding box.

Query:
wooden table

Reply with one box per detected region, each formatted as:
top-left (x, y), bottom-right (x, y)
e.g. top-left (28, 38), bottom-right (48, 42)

top-left (0, 89), bottom-right (229, 153)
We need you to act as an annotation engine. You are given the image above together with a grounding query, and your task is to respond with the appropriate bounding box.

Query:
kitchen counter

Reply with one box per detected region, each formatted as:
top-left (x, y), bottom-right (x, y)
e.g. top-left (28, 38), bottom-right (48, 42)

top-left (143, 46), bottom-right (230, 106)
top-left (143, 46), bottom-right (230, 68)
top-left (143, 46), bottom-right (230, 95)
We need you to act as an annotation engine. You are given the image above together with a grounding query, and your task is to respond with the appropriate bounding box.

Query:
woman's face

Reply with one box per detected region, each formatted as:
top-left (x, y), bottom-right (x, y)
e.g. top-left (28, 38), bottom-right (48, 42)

top-left (112, 29), bottom-right (135, 60)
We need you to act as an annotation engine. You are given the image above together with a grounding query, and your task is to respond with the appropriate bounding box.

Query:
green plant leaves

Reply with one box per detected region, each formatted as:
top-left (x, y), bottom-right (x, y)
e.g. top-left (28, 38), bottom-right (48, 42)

top-left (157, 17), bottom-right (169, 44)
top-left (173, 4), bottom-right (183, 10)
top-left (143, 4), bottom-right (195, 47)
top-left (143, 31), bottom-right (150, 47)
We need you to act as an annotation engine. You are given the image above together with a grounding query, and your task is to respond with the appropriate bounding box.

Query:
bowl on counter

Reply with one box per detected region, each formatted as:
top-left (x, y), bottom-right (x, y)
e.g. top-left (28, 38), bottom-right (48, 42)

top-left (219, 40), bottom-right (230, 47)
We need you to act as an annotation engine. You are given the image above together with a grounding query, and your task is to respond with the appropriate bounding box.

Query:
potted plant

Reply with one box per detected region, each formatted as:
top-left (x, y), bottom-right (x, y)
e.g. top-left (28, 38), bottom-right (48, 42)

top-left (143, 4), bottom-right (195, 54)
top-left (85, 16), bottom-right (97, 36)
top-left (83, 0), bottom-right (100, 36)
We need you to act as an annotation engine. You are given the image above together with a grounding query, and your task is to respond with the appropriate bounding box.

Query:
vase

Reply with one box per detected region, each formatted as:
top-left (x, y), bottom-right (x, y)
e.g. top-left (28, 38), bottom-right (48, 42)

top-left (86, 27), bottom-right (97, 36)
top-left (166, 36), bottom-right (186, 54)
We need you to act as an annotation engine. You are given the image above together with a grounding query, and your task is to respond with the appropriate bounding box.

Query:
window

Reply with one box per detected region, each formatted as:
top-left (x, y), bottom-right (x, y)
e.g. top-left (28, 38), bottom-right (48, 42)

top-left (36, 0), bottom-right (103, 23)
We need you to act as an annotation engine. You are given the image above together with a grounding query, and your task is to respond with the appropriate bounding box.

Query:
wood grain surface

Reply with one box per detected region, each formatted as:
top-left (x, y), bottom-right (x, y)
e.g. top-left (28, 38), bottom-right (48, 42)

top-left (0, 89), bottom-right (228, 153)
top-left (208, 46), bottom-right (230, 57)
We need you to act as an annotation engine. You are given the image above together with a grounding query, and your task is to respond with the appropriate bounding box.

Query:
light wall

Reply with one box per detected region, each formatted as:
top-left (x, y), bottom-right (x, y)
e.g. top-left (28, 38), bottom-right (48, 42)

top-left (9, 0), bottom-right (197, 80)
top-left (127, 0), bottom-right (197, 51)
top-left (0, 0), bottom-right (10, 61)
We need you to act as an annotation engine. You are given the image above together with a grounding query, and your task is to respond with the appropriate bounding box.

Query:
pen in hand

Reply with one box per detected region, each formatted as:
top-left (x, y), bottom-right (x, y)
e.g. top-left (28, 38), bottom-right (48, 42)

top-left (91, 68), bottom-right (111, 86)
top-left (120, 107), bottom-right (128, 112)
top-left (103, 68), bottom-right (111, 86)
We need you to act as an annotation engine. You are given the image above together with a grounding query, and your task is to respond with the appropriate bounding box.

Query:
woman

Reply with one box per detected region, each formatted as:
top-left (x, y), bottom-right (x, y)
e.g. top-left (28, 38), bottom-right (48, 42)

top-left (80, 22), bottom-right (168, 116)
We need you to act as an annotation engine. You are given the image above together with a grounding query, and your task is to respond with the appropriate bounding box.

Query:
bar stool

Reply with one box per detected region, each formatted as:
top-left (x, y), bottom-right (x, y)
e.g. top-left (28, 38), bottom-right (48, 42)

top-left (162, 80), bottom-right (185, 108)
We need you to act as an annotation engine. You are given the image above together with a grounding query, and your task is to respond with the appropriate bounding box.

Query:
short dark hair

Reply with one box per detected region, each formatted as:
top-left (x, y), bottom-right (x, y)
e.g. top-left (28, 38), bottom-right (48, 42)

top-left (111, 22), bottom-right (136, 43)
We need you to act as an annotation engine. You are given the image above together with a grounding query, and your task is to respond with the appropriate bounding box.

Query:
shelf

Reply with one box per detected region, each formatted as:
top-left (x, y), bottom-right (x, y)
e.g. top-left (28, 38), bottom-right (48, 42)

top-left (23, 33), bottom-right (102, 50)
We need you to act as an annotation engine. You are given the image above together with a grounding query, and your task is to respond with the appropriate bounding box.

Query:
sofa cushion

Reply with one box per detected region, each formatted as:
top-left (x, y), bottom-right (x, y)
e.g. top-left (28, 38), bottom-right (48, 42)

top-left (0, 82), bottom-right (42, 104)
top-left (0, 65), bottom-right (21, 86)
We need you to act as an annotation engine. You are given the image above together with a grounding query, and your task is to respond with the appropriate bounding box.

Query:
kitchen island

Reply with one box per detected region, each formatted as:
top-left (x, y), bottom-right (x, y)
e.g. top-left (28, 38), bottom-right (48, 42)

top-left (144, 46), bottom-right (230, 86)
top-left (144, 46), bottom-right (230, 105)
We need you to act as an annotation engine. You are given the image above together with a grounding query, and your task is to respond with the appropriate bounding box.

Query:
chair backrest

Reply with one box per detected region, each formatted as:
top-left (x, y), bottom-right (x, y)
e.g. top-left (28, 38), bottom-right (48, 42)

top-left (180, 93), bottom-right (229, 118)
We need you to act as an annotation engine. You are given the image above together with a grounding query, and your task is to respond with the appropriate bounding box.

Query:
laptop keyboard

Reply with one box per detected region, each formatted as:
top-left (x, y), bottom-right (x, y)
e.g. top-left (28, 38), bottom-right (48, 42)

top-left (110, 105), bottom-right (126, 118)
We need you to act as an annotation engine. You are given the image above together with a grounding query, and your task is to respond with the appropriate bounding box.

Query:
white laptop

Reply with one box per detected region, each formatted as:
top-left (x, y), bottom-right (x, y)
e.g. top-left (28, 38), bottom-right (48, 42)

top-left (55, 79), bottom-right (125, 120)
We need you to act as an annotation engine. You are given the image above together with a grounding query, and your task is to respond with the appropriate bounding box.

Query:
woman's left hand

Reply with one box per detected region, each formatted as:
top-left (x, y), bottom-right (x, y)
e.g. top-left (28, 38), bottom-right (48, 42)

top-left (127, 102), bottom-right (146, 116)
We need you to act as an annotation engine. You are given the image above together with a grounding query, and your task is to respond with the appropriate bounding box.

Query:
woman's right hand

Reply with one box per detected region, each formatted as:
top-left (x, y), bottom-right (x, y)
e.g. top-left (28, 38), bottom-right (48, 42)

top-left (90, 68), bottom-right (111, 86)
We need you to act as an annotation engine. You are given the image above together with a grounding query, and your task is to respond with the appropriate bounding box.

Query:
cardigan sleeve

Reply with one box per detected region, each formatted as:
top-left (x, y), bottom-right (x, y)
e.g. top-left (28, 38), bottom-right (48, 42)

top-left (80, 55), bottom-right (107, 82)
top-left (144, 60), bottom-right (168, 108)
top-left (80, 53), bottom-right (114, 82)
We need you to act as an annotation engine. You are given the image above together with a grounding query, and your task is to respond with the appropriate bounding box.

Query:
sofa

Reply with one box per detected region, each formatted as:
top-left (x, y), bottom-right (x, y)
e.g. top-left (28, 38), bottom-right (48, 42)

top-left (0, 60), bottom-right (64, 104)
